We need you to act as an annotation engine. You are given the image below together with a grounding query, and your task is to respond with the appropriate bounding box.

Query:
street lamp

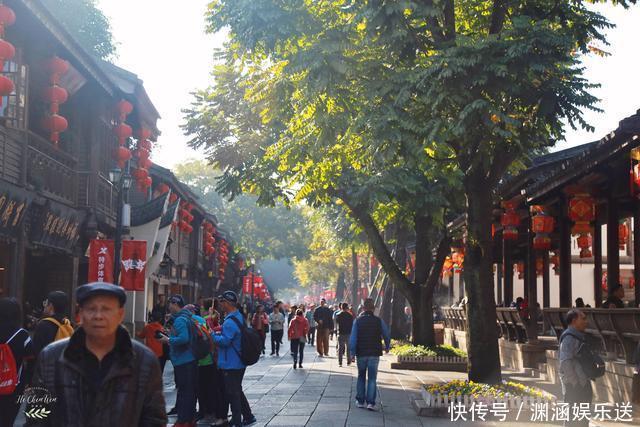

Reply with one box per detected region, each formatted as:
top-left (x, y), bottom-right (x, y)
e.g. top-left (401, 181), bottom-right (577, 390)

top-left (109, 166), bottom-right (132, 283)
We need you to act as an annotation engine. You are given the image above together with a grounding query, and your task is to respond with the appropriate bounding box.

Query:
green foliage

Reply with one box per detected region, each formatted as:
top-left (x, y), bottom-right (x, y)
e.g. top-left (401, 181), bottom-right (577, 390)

top-left (391, 343), bottom-right (467, 358)
top-left (174, 160), bottom-right (310, 261)
top-left (41, 0), bottom-right (117, 59)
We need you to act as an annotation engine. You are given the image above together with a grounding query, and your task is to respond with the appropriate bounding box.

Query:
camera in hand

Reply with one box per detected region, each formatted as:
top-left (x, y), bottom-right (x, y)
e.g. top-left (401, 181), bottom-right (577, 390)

top-left (154, 330), bottom-right (168, 339)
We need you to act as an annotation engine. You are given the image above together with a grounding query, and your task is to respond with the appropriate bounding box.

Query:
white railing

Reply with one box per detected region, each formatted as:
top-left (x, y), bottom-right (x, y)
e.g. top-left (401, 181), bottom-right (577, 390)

top-left (398, 355), bottom-right (467, 364)
top-left (421, 389), bottom-right (550, 408)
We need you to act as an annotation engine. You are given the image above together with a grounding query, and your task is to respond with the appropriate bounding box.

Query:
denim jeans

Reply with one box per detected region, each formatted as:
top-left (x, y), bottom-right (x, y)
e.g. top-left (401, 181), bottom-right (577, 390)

top-left (174, 361), bottom-right (197, 423)
top-left (222, 368), bottom-right (253, 426)
top-left (290, 338), bottom-right (305, 364)
top-left (356, 356), bottom-right (380, 405)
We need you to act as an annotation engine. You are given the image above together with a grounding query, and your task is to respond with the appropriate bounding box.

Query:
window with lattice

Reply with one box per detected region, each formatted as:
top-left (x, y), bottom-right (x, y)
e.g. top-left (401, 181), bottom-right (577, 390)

top-left (0, 48), bottom-right (28, 129)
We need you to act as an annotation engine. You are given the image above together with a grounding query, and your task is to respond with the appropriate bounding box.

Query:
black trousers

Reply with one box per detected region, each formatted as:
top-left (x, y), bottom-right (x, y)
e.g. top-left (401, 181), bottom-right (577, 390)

top-left (222, 368), bottom-right (253, 426)
top-left (174, 361), bottom-right (197, 423)
top-left (0, 394), bottom-right (20, 427)
top-left (290, 338), bottom-right (305, 364)
top-left (563, 382), bottom-right (592, 427)
top-left (271, 329), bottom-right (284, 354)
top-left (307, 327), bottom-right (316, 344)
top-left (211, 363), bottom-right (228, 419)
top-left (197, 364), bottom-right (216, 415)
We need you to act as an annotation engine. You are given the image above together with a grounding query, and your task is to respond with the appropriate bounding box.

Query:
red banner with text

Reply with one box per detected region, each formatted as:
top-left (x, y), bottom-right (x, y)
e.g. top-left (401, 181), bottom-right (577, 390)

top-left (88, 239), bottom-right (115, 283)
top-left (121, 240), bottom-right (147, 291)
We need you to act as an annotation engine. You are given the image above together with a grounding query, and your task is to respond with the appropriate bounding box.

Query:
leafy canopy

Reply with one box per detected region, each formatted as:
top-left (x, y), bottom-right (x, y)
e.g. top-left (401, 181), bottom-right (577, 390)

top-left (42, 0), bottom-right (117, 59)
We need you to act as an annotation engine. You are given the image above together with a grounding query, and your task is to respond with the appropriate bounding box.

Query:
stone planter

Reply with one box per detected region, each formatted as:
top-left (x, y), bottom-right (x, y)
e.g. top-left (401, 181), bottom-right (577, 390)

top-left (390, 355), bottom-right (467, 371)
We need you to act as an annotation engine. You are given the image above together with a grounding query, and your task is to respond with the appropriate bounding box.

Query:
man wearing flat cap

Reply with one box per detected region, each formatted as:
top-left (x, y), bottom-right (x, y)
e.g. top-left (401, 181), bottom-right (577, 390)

top-left (25, 282), bottom-right (167, 427)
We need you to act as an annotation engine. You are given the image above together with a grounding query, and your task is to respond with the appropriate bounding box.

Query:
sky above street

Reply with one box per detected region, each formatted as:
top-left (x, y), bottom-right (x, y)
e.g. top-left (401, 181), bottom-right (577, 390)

top-left (99, 1), bottom-right (640, 169)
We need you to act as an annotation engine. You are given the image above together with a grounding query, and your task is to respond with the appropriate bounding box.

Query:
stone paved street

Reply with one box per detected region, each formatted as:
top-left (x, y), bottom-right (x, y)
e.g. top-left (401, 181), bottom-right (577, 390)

top-left (163, 333), bottom-right (563, 427)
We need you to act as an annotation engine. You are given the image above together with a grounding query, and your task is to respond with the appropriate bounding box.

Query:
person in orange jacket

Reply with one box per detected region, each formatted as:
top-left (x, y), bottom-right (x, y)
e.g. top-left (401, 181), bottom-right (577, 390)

top-left (288, 309), bottom-right (309, 369)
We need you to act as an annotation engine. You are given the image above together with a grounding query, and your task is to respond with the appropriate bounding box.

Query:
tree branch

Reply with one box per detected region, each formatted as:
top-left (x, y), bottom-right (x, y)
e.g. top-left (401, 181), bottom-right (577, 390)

top-left (414, 214), bottom-right (433, 286)
top-left (336, 190), bottom-right (413, 297)
top-left (426, 233), bottom-right (452, 290)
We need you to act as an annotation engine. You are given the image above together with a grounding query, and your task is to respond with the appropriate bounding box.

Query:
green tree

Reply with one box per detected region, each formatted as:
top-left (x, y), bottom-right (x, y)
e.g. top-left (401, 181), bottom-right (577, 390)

top-left (198, 0), bottom-right (636, 383)
top-left (42, 0), bottom-right (117, 59)
top-left (174, 160), bottom-right (311, 261)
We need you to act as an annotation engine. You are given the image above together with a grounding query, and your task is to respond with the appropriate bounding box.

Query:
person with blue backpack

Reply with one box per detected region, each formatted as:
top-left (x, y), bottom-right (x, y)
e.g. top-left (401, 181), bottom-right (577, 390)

top-left (160, 295), bottom-right (197, 427)
top-left (212, 291), bottom-right (257, 427)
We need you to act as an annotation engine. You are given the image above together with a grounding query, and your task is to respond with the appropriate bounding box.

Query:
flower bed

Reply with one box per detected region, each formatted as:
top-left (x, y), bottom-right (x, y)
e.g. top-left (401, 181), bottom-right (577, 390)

top-left (422, 380), bottom-right (553, 408)
top-left (390, 344), bottom-right (467, 371)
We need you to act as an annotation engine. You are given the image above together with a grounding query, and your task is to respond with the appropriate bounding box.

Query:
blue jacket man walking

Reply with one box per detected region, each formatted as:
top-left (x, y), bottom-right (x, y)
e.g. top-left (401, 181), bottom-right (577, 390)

top-left (212, 291), bottom-right (256, 427)
top-left (349, 298), bottom-right (391, 411)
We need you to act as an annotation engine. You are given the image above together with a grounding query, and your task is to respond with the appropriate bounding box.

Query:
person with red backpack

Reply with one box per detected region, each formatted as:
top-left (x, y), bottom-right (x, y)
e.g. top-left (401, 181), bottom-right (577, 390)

top-left (32, 291), bottom-right (74, 356)
top-left (0, 298), bottom-right (35, 426)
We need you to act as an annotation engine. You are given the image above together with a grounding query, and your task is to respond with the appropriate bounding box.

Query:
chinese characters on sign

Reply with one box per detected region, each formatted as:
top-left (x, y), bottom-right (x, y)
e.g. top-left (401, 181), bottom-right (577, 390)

top-left (448, 401), bottom-right (633, 423)
top-left (88, 239), bottom-right (114, 283)
top-left (121, 240), bottom-right (147, 291)
top-left (0, 190), bottom-right (30, 238)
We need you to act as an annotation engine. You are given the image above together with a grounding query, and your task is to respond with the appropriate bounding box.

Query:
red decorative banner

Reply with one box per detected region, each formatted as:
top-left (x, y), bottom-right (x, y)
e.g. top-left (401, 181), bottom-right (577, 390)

top-left (120, 240), bottom-right (147, 291)
top-left (88, 239), bottom-right (114, 283)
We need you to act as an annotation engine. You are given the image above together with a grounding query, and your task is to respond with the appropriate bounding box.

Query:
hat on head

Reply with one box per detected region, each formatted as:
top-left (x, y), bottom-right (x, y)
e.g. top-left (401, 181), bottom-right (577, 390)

top-left (218, 290), bottom-right (238, 304)
top-left (76, 282), bottom-right (126, 306)
top-left (46, 290), bottom-right (68, 314)
top-left (168, 295), bottom-right (185, 307)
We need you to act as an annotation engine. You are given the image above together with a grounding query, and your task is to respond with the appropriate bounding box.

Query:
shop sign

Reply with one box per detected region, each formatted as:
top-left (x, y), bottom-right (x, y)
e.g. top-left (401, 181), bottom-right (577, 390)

top-left (88, 239), bottom-right (114, 283)
top-left (31, 201), bottom-right (83, 252)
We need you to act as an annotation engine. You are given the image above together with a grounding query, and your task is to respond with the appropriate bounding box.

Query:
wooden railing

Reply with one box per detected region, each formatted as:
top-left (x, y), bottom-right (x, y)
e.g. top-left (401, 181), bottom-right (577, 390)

top-left (442, 307), bottom-right (467, 331)
top-left (543, 308), bottom-right (640, 363)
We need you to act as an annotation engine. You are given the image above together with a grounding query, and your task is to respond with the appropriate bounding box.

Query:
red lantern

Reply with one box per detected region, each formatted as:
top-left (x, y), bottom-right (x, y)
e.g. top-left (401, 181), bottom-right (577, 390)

top-left (531, 206), bottom-right (554, 251)
top-left (44, 56), bottom-right (69, 85)
top-left (115, 146), bottom-right (131, 168)
top-left (169, 193), bottom-right (178, 204)
top-left (0, 39), bottom-right (15, 68)
top-left (137, 127), bottom-right (152, 141)
top-left (114, 123), bottom-right (132, 145)
top-left (158, 183), bottom-right (170, 194)
top-left (0, 5), bottom-right (16, 36)
top-left (139, 157), bottom-right (152, 170)
top-left (501, 200), bottom-right (520, 241)
top-left (42, 114), bottom-right (68, 144)
top-left (576, 234), bottom-right (592, 258)
top-left (619, 222), bottom-right (629, 250)
top-left (42, 85), bottom-right (68, 114)
top-left (116, 99), bottom-right (133, 121)
top-left (516, 262), bottom-right (525, 280)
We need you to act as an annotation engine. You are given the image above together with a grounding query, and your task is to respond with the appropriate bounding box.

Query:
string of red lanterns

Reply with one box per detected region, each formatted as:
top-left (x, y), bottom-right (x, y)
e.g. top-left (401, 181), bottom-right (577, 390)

top-left (202, 221), bottom-right (216, 256)
top-left (0, 3), bottom-right (15, 107)
top-left (43, 56), bottom-right (69, 147)
top-left (177, 201), bottom-right (194, 234)
top-left (217, 239), bottom-right (229, 281)
top-left (501, 200), bottom-right (520, 241)
top-left (113, 99), bottom-right (133, 167)
top-left (531, 205), bottom-right (554, 251)
top-left (567, 187), bottom-right (595, 258)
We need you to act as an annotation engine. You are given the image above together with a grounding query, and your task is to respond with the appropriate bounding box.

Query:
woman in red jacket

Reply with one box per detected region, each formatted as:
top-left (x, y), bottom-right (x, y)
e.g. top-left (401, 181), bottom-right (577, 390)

top-left (288, 309), bottom-right (309, 369)
top-left (251, 304), bottom-right (269, 355)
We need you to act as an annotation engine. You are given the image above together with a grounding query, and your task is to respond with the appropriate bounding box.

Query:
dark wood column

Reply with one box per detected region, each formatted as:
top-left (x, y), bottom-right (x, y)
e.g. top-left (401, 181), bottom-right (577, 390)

top-left (448, 274), bottom-right (454, 305)
top-left (593, 209), bottom-right (603, 307)
top-left (542, 251), bottom-right (550, 308)
top-left (526, 219), bottom-right (539, 341)
top-left (503, 240), bottom-right (514, 305)
top-left (496, 262), bottom-right (503, 305)
top-left (634, 200), bottom-right (640, 307)
top-left (606, 198), bottom-right (620, 295)
top-left (559, 197), bottom-right (572, 307)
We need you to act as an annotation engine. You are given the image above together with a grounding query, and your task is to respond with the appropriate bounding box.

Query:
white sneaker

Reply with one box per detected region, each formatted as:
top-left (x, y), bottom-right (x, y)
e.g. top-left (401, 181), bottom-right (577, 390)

top-left (356, 401), bottom-right (365, 408)
top-left (367, 403), bottom-right (375, 411)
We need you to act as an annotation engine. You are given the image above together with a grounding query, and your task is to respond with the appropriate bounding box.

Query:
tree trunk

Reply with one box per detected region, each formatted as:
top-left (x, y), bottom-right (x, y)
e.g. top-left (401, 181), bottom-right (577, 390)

top-left (351, 245), bottom-right (359, 307)
top-left (391, 228), bottom-right (408, 338)
top-left (411, 286), bottom-right (435, 346)
top-left (464, 178), bottom-right (502, 384)
top-left (336, 272), bottom-right (346, 302)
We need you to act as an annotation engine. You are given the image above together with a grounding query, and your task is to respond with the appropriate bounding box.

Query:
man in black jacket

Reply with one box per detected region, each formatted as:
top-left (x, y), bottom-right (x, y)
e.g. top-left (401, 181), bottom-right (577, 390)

top-left (313, 298), bottom-right (333, 357)
top-left (32, 291), bottom-right (73, 356)
top-left (26, 282), bottom-right (167, 427)
top-left (335, 303), bottom-right (354, 366)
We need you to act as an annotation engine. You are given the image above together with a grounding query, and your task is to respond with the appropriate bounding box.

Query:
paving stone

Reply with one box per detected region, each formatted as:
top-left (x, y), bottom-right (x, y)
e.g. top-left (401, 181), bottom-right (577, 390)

top-left (267, 415), bottom-right (311, 426)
